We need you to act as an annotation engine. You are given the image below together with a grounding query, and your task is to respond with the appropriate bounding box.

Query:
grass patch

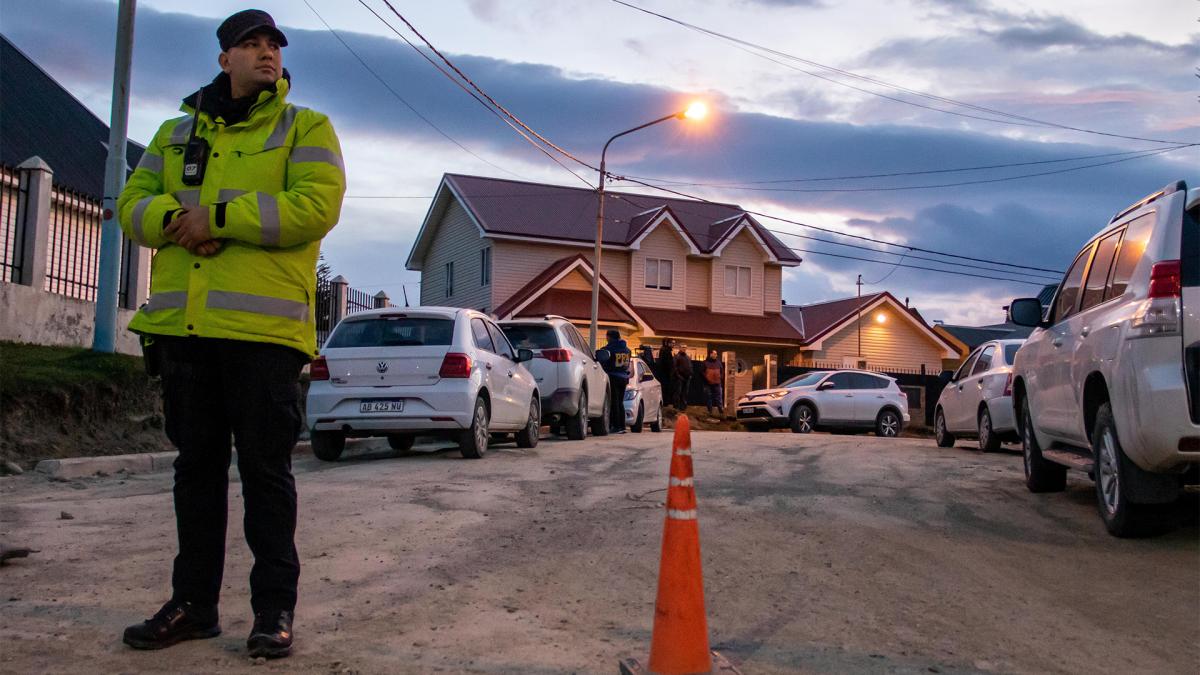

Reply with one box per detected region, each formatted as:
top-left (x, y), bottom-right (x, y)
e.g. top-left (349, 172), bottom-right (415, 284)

top-left (0, 341), bottom-right (146, 396)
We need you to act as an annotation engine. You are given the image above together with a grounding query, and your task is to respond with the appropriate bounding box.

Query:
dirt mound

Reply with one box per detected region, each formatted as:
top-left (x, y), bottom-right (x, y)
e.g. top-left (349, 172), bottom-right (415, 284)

top-left (0, 343), bottom-right (170, 467)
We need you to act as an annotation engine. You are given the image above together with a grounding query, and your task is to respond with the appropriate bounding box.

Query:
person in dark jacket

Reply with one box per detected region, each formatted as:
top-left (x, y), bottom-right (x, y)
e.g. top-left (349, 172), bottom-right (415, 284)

top-left (601, 329), bottom-right (632, 433)
top-left (656, 339), bottom-right (675, 408)
top-left (638, 344), bottom-right (655, 371)
top-left (702, 350), bottom-right (724, 416)
top-left (673, 346), bottom-right (693, 410)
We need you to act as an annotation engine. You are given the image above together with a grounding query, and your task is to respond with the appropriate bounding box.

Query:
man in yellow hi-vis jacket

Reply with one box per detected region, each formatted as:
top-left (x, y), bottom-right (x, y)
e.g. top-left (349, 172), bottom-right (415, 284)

top-left (117, 10), bottom-right (344, 660)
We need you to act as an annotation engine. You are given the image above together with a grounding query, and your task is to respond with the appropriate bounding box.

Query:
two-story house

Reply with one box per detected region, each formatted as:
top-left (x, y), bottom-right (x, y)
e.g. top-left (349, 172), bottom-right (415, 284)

top-left (405, 173), bottom-right (804, 361)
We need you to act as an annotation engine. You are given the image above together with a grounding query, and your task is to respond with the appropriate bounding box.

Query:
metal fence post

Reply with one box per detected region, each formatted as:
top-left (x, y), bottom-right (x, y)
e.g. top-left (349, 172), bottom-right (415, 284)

top-left (373, 290), bottom-right (390, 309)
top-left (331, 275), bottom-right (349, 326)
top-left (14, 156), bottom-right (52, 287)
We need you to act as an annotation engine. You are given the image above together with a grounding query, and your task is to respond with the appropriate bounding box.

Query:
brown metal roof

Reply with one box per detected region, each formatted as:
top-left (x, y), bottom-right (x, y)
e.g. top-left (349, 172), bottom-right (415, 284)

top-left (443, 173), bottom-right (801, 263)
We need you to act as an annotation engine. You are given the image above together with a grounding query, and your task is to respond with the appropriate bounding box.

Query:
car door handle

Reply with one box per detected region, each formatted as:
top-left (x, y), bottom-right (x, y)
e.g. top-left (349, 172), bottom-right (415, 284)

top-left (1052, 338), bottom-right (1063, 348)
top-left (957, 385), bottom-right (964, 391)
top-left (507, 371), bottom-right (515, 378)
top-left (1080, 326), bottom-right (1090, 337)
top-left (485, 363), bottom-right (493, 370)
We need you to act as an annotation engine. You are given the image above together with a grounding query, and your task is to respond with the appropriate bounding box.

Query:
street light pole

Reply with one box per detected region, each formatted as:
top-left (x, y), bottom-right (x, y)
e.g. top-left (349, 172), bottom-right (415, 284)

top-left (589, 105), bottom-right (706, 352)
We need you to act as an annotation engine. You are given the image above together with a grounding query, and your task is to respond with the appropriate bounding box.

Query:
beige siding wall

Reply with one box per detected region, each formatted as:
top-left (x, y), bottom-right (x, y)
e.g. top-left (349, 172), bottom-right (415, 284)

top-left (492, 240), bottom-right (631, 304)
top-left (763, 265), bottom-right (782, 313)
top-left (419, 199), bottom-right (492, 311)
top-left (556, 269), bottom-right (593, 291)
top-left (710, 230), bottom-right (765, 316)
top-left (687, 257), bottom-right (710, 308)
top-left (631, 225), bottom-right (688, 310)
top-left (807, 303), bottom-right (945, 372)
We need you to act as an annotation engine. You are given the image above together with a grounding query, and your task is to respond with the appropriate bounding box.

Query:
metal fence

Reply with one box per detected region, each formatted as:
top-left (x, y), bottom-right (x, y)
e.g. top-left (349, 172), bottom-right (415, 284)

top-left (1, 165), bottom-right (22, 282)
top-left (45, 186), bottom-right (103, 301)
top-left (347, 286), bottom-right (375, 314)
top-left (314, 276), bottom-right (392, 348)
top-left (804, 358), bottom-right (931, 376)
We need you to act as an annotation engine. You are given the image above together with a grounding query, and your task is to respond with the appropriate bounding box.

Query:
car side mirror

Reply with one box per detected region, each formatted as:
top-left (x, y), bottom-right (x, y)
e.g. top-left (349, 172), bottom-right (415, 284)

top-left (594, 349), bottom-right (611, 362)
top-left (818, 381), bottom-right (836, 391)
top-left (1008, 297), bottom-right (1046, 328)
top-left (515, 348), bottom-right (534, 363)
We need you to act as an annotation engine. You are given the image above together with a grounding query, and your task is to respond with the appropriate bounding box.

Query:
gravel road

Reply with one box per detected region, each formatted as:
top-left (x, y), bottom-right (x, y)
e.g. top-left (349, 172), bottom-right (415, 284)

top-left (1, 430), bottom-right (1196, 674)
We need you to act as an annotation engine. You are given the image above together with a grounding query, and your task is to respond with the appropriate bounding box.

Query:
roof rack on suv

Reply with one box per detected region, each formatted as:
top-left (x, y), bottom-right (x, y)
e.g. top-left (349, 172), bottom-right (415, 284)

top-left (542, 315), bottom-right (571, 322)
top-left (1109, 180), bottom-right (1187, 224)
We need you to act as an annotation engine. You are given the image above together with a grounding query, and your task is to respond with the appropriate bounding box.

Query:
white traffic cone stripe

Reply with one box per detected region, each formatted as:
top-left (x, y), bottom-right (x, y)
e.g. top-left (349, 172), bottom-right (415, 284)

top-left (669, 477), bottom-right (694, 487)
top-left (667, 509), bottom-right (698, 520)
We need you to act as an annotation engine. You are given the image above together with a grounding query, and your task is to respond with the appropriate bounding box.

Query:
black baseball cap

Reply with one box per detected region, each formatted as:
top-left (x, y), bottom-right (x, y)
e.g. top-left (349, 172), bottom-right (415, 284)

top-left (217, 9), bottom-right (288, 51)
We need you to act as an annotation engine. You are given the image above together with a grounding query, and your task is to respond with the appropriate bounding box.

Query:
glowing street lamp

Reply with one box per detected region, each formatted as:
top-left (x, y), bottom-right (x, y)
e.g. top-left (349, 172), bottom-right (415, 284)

top-left (589, 102), bottom-right (708, 351)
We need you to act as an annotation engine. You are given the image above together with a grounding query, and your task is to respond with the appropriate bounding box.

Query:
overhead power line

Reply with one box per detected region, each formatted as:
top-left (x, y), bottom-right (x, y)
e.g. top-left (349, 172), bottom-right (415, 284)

top-left (610, 0), bottom-right (1194, 146)
top-left (356, 0), bottom-right (595, 187)
top-left (302, 0), bottom-right (523, 179)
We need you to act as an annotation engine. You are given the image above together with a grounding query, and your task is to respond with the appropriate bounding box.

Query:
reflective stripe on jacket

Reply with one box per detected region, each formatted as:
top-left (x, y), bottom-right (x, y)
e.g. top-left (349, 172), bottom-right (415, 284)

top-left (117, 78), bottom-right (345, 357)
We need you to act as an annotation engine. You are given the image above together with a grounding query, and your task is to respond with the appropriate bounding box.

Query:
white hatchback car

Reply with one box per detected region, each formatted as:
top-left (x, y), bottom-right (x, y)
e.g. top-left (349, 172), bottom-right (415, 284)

top-left (623, 357), bottom-right (664, 433)
top-left (934, 339), bottom-right (1024, 452)
top-left (306, 307), bottom-right (540, 461)
top-left (737, 370), bottom-right (910, 436)
top-left (499, 316), bottom-right (611, 440)
top-left (1009, 180), bottom-right (1199, 537)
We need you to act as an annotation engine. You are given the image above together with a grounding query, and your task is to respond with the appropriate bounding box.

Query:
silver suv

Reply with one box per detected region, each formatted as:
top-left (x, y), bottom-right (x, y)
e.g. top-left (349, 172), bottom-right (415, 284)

top-left (499, 316), bottom-right (611, 440)
top-left (1009, 180), bottom-right (1199, 537)
top-left (737, 369), bottom-right (909, 436)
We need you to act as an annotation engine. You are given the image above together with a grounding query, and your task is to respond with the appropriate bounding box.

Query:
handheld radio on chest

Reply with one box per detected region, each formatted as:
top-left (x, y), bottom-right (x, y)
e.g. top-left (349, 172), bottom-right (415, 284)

top-left (181, 89), bottom-right (210, 186)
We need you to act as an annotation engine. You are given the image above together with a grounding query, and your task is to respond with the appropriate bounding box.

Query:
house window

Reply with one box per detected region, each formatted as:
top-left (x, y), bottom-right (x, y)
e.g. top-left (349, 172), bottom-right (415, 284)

top-left (445, 261), bottom-right (454, 298)
top-left (480, 247), bottom-right (492, 286)
top-left (645, 258), bottom-right (673, 290)
top-left (724, 265), bottom-right (751, 297)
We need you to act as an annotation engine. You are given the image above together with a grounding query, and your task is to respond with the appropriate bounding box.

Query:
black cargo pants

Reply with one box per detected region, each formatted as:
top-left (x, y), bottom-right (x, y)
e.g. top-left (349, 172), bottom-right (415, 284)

top-left (155, 336), bottom-right (308, 614)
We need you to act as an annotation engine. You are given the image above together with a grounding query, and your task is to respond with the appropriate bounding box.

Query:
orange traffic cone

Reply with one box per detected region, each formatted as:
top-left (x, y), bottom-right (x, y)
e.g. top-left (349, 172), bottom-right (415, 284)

top-left (620, 416), bottom-right (740, 675)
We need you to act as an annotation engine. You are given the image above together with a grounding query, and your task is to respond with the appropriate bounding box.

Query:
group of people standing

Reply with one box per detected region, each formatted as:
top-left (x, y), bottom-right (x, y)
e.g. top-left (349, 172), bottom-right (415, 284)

top-left (637, 339), bottom-right (726, 417)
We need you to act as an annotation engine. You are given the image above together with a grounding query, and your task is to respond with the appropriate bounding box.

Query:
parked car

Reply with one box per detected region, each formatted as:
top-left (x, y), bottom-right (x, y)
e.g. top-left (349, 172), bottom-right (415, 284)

top-left (306, 307), bottom-right (540, 461)
top-left (499, 316), bottom-right (611, 439)
top-left (1008, 180), bottom-right (1200, 537)
top-left (934, 339), bottom-right (1025, 452)
top-left (736, 370), bottom-right (909, 436)
top-left (624, 357), bottom-right (664, 433)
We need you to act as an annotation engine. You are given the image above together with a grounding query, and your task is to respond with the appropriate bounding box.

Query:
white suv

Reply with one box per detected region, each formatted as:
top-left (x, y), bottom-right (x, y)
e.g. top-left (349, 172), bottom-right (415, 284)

top-left (737, 370), bottom-right (909, 436)
top-left (499, 317), bottom-right (611, 440)
top-left (1009, 180), bottom-right (1200, 537)
top-left (306, 307), bottom-right (540, 461)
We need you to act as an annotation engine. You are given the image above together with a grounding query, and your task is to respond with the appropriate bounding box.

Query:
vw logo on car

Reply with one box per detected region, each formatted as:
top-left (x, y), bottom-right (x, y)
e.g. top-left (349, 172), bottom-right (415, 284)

top-left (376, 361), bottom-right (388, 374)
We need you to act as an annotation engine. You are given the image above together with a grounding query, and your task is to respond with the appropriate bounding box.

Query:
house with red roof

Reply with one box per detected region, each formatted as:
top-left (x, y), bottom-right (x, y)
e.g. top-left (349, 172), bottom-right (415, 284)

top-left (405, 173), bottom-right (806, 362)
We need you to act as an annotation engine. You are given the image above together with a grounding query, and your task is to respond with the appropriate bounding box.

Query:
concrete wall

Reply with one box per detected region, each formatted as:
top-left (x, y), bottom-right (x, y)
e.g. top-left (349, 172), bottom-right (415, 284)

top-left (0, 282), bottom-right (141, 355)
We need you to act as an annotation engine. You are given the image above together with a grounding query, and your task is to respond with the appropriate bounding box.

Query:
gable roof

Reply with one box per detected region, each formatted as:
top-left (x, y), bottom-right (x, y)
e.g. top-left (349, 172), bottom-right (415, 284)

top-left (937, 322), bottom-right (1033, 351)
top-left (1, 35), bottom-right (144, 199)
top-left (406, 173), bottom-right (802, 270)
top-left (492, 254), bottom-right (652, 333)
top-left (782, 292), bottom-right (958, 357)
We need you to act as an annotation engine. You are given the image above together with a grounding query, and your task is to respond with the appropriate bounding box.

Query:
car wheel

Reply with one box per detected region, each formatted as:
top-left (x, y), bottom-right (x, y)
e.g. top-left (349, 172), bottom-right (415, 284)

top-left (789, 403), bottom-right (815, 434)
top-left (650, 403), bottom-right (663, 433)
top-left (875, 410), bottom-right (900, 437)
top-left (387, 434), bottom-right (415, 451)
top-left (630, 403), bottom-right (644, 433)
top-left (515, 397), bottom-right (541, 449)
top-left (934, 408), bottom-right (955, 448)
top-left (1021, 397), bottom-right (1066, 493)
top-left (1093, 402), bottom-right (1165, 537)
top-left (458, 397), bottom-right (490, 459)
top-left (311, 431), bottom-right (345, 462)
top-left (591, 389), bottom-right (611, 437)
top-left (978, 407), bottom-right (1001, 453)
top-left (566, 389), bottom-right (588, 441)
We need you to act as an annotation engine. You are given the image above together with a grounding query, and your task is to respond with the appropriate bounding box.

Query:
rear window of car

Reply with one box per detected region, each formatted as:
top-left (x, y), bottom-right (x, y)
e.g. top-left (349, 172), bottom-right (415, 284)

top-left (1003, 344), bottom-right (1020, 365)
top-left (501, 324), bottom-right (560, 351)
top-left (327, 317), bottom-right (453, 348)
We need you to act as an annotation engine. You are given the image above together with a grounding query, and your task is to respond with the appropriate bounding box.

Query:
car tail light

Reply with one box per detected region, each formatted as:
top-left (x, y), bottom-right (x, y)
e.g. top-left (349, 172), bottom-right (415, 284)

top-left (1003, 373), bottom-right (1013, 397)
top-left (539, 348), bottom-right (571, 362)
top-left (1148, 259), bottom-right (1181, 299)
top-left (439, 353), bottom-right (473, 378)
top-left (310, 356), bottom-right (329, 381)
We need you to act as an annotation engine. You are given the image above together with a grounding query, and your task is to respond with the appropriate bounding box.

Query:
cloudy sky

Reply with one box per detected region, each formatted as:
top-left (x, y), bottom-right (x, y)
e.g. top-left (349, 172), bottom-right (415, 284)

top-left (4, 0), bottom-right (1196, 324)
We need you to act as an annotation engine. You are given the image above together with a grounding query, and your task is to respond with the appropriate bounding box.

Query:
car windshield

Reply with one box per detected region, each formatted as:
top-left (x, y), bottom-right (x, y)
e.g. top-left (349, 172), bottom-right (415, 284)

top-left (1004, 343), bottom-right (1021, 365)
top-left (326, 317), bottom-right (453, 348)
top-left (501, 325), bottom-right (559, 351)
top-left (780, 371), bottom-right (829, 388)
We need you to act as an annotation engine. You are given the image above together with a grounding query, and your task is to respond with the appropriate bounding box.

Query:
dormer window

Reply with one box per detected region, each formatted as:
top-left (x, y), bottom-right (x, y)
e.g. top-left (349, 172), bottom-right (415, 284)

top-left (724, 265), bottom-right (751, 297)
top-left (645, 258), bottom-right (673, 290)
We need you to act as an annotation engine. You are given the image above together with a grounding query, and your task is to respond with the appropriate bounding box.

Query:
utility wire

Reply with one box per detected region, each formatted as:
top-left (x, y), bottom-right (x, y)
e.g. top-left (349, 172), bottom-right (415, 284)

top-left (615, 145), bottom-right (1197, 188)
top-left (356, 0), bottom-right (595, 187)
top-left (373, 0), bottom-right (599, 178)
top-left (610, 0), bottom-right (1194, 146)
top-left (786, 246), bottom-right (1048, 286)
top-left (302, 0), bottom-right (523, 179)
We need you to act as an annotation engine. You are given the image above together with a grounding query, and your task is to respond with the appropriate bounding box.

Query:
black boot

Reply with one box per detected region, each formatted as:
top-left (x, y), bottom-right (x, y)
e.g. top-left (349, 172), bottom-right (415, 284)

top-left (123, 600), bottom-right (220, 650)
top-left (247, 609), bottom-right (294, 658)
